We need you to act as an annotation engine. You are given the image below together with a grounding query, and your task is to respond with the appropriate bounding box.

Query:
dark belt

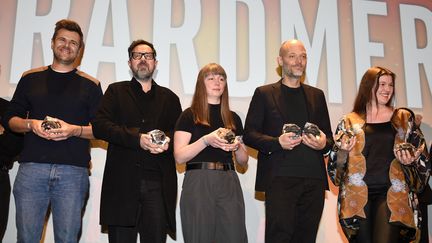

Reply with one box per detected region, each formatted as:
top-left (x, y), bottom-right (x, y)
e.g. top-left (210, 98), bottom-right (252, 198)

top-left (186, 162), bottom-right (234, 171)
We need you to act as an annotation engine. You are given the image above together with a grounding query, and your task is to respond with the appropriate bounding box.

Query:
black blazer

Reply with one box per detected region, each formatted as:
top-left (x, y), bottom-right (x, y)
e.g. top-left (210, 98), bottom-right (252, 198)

top-left (243, 80), bottom-right (333, 192)
top-left (92, 80), bottom-right (182, 236)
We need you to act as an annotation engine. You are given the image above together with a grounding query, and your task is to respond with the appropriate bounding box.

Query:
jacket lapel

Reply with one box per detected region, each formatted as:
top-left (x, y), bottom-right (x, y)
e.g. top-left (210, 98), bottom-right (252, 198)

top-left (271, 80), bottom-right (314, 122)
top-left (271, 79), bottom-right (289, 122)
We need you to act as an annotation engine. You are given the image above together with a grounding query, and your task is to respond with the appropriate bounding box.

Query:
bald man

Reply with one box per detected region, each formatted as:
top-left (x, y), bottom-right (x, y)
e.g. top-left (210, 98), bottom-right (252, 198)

top-left (244, 39), bottom-right (334, 242)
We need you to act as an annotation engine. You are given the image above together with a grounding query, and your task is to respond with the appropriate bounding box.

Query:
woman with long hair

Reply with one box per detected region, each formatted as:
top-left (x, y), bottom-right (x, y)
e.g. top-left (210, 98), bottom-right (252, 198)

top-left (328, 66), bottom-right (429, 243)
top-left (174, 63), bottom-right (248, 243)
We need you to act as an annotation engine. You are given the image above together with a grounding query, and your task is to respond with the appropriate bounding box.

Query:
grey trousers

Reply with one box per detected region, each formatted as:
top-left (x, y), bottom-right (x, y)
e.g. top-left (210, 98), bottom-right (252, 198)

top-left (180, 169), bottom-right (248, 243)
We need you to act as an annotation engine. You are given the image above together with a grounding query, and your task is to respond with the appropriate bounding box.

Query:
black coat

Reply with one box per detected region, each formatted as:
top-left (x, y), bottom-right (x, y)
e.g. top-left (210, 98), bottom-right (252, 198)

top-left (243, 80), bottom-right (334, 192)
top-left (92, 80), bottom-right (182, 236)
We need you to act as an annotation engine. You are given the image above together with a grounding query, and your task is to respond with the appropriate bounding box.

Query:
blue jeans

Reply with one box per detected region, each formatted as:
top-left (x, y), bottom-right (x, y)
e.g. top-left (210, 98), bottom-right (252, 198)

top-left (13, 162), bottom-right (89, 243)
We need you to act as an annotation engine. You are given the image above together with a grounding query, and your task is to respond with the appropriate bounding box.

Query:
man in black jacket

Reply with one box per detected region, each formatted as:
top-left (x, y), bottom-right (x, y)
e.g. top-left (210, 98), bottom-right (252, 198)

top-left (92, 39), bottom-right (182, 243)
top-left (243, 39), bottom-right (334, 243)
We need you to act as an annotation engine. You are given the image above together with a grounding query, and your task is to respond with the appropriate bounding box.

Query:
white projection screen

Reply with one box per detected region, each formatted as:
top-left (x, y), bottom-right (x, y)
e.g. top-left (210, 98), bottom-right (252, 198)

top-left (1, 1), bottom-right (432, 242)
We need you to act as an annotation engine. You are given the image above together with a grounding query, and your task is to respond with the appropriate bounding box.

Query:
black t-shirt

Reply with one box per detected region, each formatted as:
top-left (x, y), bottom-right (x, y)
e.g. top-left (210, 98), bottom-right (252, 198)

top-left (175, 104), bottom-right (243, 164)
top-left (282, 85), bottom-right (308, 126)
top-left (363, 121), bottom-right (396, 191)
top-left (274, 85), bottom-right (324, 179)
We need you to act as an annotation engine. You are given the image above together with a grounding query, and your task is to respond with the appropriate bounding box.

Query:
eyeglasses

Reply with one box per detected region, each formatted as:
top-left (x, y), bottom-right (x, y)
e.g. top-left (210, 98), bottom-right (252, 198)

top-left (131, 52), bottom-right (155, 60)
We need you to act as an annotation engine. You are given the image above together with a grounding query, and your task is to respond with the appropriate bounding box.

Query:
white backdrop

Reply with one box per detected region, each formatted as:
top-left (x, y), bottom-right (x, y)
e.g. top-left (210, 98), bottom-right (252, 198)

top-left (1, 0), bottom-right (432, 242)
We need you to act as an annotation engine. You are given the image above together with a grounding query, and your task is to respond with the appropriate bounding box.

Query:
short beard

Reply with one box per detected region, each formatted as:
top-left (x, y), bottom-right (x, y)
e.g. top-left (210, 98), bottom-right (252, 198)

top-left (285, 72), bottom-right (303, 79)
top-left (133, 69), bottom-right (153, 81)
top-left (282, 67), bottom-right (303, 80)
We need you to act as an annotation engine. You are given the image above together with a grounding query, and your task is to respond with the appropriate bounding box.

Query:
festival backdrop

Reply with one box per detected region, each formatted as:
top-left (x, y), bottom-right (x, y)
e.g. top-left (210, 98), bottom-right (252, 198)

top-left (1, 0), bottom-right (431, 242)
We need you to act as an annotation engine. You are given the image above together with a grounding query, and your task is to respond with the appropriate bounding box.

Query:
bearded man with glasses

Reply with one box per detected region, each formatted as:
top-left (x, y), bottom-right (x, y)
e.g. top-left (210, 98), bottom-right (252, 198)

top-left (92, 39), bottom-right (182, 243)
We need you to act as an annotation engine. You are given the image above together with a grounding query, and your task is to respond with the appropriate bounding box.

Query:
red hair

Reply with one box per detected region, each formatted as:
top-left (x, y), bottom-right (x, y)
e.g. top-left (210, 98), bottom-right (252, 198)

top-left (190, 63), bottom-right (235, 130)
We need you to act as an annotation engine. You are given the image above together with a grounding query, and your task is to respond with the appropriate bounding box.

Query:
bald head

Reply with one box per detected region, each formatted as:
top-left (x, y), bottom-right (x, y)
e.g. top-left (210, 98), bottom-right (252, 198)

top-left (279, 39), bottom-right (306, 57)
top-left (277, 39), bottom-right (307, 85)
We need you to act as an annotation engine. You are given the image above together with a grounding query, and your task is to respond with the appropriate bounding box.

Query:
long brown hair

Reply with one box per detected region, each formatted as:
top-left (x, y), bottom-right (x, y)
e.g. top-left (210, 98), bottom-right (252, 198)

top-left (190, 63), bottom-right (235, 129)
top-left (352, 66), bottom-right (396, 117)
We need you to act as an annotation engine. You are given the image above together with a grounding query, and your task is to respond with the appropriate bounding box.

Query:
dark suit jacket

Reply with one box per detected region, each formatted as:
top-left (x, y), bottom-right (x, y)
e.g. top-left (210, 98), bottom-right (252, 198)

top-left (92, 80), bottom-right (182, 236)
top-left (243, 80), bottom-right (333, 192)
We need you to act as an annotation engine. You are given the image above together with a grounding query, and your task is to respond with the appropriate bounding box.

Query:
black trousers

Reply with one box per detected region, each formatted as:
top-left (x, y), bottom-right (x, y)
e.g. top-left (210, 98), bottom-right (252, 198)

top-left (108, 179), bottom-right (167, 243)
top-left (265, 176), bottom-right (326, 243)
top-left (418, 202), bottom-right (429, 243)
top-left (0, 171), bottom-right (10, 241)
top-left (352, 190), bottom-right (400, 243)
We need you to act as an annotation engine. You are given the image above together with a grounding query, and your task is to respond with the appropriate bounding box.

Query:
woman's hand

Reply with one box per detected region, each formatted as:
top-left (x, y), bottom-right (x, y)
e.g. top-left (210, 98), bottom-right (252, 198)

top-left (335, 135), bottom-right (357, 153)
top-left (395, 149), bottom-right (420, 165)
top-left (204, 128), bottom-right (238, 152)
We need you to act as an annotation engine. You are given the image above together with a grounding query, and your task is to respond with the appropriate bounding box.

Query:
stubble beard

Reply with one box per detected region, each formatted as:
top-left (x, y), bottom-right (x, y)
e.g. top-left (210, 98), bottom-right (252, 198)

top-left (53, 50), bottom-right (76, 66)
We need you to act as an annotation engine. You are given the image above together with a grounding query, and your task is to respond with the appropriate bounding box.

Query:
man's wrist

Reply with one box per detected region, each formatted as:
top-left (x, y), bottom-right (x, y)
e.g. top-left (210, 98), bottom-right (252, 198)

top-left (25, 119), bottom-right (31, 131)
top-left (77, 125), bottom-right (83, 137)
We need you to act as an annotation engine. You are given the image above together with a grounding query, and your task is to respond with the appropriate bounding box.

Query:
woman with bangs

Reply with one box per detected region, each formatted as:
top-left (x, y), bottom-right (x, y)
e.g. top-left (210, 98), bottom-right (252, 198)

top-left (174, 63), bottom-right (248, 243)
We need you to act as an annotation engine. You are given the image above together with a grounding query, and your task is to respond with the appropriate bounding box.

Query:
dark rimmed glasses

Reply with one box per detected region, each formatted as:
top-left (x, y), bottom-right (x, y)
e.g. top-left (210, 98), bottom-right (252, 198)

top-left (131, 52), bottom-right (155, 60)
